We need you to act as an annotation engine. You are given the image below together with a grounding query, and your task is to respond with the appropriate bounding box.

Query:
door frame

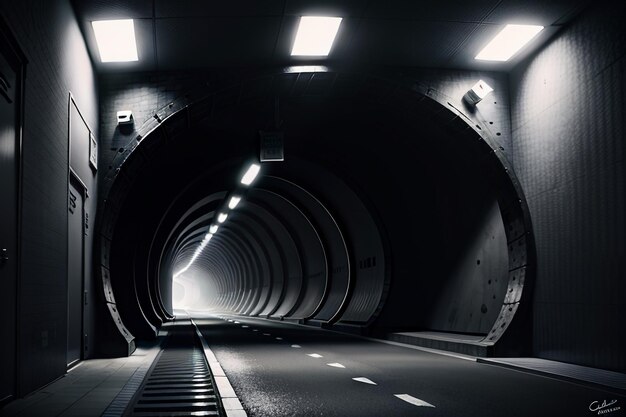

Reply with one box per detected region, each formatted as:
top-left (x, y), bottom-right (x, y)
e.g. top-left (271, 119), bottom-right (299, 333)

top-left (67, 169), bottom-right (88, 368)
top-left (67, 91), bottom-right (92, 369)
top-left (0, 14), bottom-right (27, 403)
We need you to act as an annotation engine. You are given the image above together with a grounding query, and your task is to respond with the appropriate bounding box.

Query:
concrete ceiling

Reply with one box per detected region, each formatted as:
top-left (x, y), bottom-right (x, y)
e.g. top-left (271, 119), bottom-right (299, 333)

top-left (71, 0), bottom-right (590, 73)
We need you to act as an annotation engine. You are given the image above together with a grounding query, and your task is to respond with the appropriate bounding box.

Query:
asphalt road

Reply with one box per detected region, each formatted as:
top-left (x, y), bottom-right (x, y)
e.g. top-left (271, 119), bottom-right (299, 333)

top-left (194, 314), bottom-right (625, 417)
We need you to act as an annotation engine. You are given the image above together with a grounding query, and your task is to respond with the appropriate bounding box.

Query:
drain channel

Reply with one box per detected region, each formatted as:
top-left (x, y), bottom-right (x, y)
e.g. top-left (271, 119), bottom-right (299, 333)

top-left (128, 322), bottom-right (223, 416)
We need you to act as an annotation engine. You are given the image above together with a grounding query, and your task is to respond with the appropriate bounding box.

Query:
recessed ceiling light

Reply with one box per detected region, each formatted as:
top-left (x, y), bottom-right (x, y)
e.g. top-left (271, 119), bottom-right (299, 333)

top-left (92, 19), bottom-right (138, 62)
top-left (228, 196), bottom-right (241, 209)
top-left (217, 213), bottom-right (228, 223)
top-left (291, 16), bottom-right (342, 57)
top-left (209, 224), bottom-right (219, 234)
top-left (240, 163), bottom-right (261, 186)
top-left (475, 24), bottom-right (543, 62)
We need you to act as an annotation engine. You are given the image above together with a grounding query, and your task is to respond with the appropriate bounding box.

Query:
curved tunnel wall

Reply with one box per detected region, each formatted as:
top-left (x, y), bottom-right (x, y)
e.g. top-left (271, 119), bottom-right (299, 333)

top-left (263, 176), bottom-right (351, 322)
top-left (249, 187), bottom-right (328, 320)
top-left (95, 69), bottom-right (535, 357)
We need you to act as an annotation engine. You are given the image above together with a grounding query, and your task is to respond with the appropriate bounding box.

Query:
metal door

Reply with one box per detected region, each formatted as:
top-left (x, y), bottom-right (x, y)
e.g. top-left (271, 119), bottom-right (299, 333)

top-left (0, 26), bottom-right (19, 404)
top-left (67, 179), bottom-right (85, 367)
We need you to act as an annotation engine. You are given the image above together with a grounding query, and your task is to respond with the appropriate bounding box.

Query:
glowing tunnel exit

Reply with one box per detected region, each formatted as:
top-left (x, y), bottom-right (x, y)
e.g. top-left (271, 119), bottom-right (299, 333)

top-left (172, 274), bottom-right (200, 311)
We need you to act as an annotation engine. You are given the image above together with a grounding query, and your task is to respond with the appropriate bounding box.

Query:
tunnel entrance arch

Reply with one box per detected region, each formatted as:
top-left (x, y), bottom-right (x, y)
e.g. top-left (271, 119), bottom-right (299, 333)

top-left (95, 69), bottom-right (535, 357)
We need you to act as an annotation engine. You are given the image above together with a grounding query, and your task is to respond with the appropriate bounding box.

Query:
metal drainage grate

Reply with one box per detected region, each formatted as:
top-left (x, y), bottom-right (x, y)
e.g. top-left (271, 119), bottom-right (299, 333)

top-left (128, 322), bottom-right (223, 417)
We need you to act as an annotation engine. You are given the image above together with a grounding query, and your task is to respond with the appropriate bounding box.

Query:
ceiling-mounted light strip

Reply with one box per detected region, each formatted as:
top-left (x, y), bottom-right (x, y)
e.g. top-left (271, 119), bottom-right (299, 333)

top-left (228, 196), bottom-right (241, 209)
top-left (92, 19), bottom-right (139, 62)
top-left (475, 24), bottom-right (543, 62)
top-left (291, 16), bottom-right (342, 56)
top-left (173, 162), bottom-right (262, 279)
top-left (173, 267), bottom-right (188, 278)
top-left (241, 163), bottom-right (261, 185)
top-left (173, 232), bottom-right (214, 278)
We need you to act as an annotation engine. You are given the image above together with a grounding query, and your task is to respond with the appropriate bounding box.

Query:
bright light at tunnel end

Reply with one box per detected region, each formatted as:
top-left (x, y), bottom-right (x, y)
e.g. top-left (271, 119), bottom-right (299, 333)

top-left (241, 163), bottom-right (261, 185)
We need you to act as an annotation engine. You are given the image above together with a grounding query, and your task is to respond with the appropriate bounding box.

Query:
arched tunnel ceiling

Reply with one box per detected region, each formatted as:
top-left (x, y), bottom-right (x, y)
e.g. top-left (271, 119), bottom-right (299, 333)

top-left (97, 70), bottom-right (535, 357)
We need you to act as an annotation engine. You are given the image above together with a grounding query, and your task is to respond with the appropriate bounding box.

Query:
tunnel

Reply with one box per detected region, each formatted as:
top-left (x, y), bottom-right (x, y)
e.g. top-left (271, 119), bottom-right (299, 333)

top-left (97, 70), bottom-right (534, 358)
top-left (2, 1), bottom-right (625, 415)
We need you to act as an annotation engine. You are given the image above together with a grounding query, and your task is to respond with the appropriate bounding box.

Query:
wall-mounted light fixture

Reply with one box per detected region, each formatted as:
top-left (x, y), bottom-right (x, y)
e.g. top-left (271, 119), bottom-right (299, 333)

top-left (463, 80), bottom-right (493, 106)
top-left (117, 110), bottom-right (133, 125)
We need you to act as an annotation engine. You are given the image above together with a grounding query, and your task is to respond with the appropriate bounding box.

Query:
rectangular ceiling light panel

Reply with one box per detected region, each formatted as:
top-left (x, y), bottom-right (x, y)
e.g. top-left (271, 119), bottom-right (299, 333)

top-left (475, 24), bottom-right (543, 61)
top-left (92, 19), bottom-right (139, 62)
top-left (291, 16), bottom-right (342, 56)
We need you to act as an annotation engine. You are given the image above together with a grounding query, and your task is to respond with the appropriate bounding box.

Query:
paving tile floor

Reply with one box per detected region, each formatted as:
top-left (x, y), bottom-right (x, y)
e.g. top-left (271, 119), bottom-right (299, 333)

top-left (0, 342), bottom-right (162, 417)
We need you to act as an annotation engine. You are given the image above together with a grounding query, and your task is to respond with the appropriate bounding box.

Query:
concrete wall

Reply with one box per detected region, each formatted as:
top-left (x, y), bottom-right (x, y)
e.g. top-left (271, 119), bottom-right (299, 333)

top-left (511, 1), bottom-right (626, 372)
top-left (98, 68), bottom-right (512, 183)
top-left (0, 0), bottom-right (99, 395)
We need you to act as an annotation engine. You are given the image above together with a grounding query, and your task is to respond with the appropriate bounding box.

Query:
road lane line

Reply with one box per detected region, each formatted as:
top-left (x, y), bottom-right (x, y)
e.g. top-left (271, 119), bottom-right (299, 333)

top-left (352, 377), bottom-right (376, 385)
top-left (275, 337), bottom-right (283, 340)
top-left (239, 314), bottom-right (477, 362)
top-left (394, 394), bottom-right (435, 408)
top-left (307, 353), bottom-right (323, 358)
top-left (263, 333), bottom-right (271, 336)
top-left (291, 344), bottom-right (302, 348)
top-left (241, 325), bottom-right (249, 328)
top-left (327, 363), bottom-right (345, 368)
top-left (191, 319), bottom-right (248, 417)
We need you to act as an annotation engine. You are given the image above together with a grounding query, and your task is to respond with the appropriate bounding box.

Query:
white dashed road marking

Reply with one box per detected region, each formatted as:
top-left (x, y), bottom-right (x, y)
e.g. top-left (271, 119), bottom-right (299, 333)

top-left (394, 394), bottom-right (435, 408)
top-left (275, 337), bottom-right (283, 340)
top-left (327, 363), bottom-right (345, 368)
top-left (291, 344), bottom-right (302, 348)
top-left (352, 377), bottom-right (377, 385)
top-left (253, 329), bottom-right (259, 332)
top-left (263, 333), bottom-right (271, 336)
top-left (307, 353), bottom-right (323, 358)
top-left (241, 325), bottom-right (249, 328)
